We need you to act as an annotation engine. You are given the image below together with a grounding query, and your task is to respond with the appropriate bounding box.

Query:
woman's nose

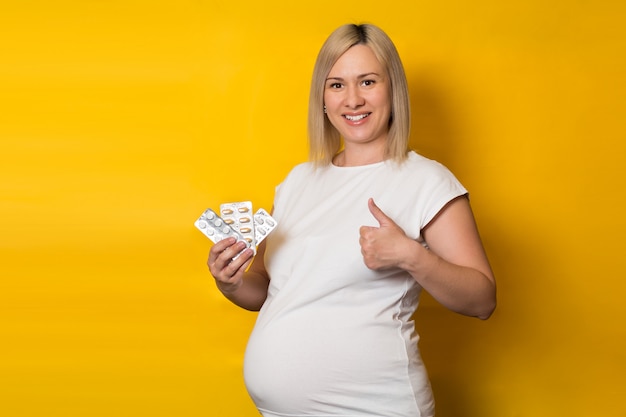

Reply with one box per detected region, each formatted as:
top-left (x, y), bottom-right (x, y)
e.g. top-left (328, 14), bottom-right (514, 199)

top-left (345, 86), bottom-right (365, 108)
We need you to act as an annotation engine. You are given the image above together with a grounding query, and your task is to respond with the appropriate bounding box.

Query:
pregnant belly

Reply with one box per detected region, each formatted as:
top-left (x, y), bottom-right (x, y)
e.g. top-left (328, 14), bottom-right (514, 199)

top-left (243, 315), bottom-right (419, 416)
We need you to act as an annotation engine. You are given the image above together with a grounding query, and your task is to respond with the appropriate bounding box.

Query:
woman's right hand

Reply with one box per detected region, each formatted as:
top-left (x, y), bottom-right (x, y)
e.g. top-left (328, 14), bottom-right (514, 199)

top-left (207, 237), bottom-right (255, 294)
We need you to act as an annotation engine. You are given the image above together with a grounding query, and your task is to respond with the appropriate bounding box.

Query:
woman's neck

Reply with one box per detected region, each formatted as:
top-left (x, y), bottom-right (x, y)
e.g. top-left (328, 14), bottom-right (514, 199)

top-left (333, 144), bottom-right (386, 167)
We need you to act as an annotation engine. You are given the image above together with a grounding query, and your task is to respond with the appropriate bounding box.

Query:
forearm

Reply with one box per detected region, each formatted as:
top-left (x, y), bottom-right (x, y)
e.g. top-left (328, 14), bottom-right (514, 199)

top-left (216, 270), bottom-right (269, 311)
top-left (401, 240), bottom-right (496, 319)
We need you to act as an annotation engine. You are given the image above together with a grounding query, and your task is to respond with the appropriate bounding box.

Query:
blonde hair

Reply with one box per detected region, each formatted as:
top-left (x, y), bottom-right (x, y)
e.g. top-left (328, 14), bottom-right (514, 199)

top-left (308, 24), bottom-right (411, 165)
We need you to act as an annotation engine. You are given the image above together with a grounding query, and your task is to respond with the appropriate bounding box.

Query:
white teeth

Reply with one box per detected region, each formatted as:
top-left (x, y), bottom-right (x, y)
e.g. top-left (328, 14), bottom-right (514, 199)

top-left (344, 113), bottom-right (369, 121)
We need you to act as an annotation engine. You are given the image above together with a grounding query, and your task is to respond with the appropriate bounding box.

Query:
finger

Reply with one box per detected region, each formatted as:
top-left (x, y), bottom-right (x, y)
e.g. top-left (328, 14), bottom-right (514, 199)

top-left (208, 236), bottom-right (237, 262)
top-left (237, 251), bottom-right (255, 273)
top-left (211, 245), bottom-right (253, 280)
top-left (223, 248), bottom-right (254, 279)
top-left (223, 240), bottom-right (249, 262)
top-left (359, 225), bottom-right (373, 237)
top-left (208, 238), bottom-right (246, 274)
top-left (367, 198), bottom-right (392, 226)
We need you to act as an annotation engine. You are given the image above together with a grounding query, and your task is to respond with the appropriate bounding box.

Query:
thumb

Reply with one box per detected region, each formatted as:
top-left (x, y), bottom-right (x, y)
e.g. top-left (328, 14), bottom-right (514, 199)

top-left (367, 198), bottom-right (392, 226)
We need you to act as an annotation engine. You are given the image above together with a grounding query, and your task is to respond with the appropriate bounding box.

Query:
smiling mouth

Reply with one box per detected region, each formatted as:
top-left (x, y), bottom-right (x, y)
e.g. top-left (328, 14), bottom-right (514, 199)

top-left (343, 113), bottom-right (370, 122)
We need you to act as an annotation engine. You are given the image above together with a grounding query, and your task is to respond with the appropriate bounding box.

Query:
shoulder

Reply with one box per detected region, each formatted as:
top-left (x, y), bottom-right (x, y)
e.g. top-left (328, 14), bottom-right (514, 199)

top-left (399, 151), bottom-right (460, 181)
top-left (275, 161), bottom-right (317, 194)
top-left (398, 151), bottom-right (468, 203)
top-left (282, 161), bottom-right (316, 183)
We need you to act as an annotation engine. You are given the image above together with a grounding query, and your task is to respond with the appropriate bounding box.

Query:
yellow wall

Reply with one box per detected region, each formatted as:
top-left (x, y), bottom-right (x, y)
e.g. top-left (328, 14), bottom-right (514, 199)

top-left (2, 1), bottom-right (625, 416)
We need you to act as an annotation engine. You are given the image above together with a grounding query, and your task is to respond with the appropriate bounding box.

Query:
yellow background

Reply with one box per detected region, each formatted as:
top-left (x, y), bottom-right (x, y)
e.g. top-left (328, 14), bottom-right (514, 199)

top-left (2, 1), bottom-right (625, 416)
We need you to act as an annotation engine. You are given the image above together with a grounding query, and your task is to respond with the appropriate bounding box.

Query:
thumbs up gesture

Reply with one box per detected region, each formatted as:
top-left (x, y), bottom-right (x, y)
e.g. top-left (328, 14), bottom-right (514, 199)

top-left (359, 198), bottom-right (412, 270)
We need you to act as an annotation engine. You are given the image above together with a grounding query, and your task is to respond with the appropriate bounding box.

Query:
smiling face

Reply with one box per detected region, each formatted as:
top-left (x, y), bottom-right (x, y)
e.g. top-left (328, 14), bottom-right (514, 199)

top-left (323, 44), bottom-right (392, 154)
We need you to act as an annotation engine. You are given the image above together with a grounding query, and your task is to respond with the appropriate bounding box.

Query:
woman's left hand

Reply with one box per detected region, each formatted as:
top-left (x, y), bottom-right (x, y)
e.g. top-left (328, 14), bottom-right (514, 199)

top-left (359, 198), bottom-right (416, 270)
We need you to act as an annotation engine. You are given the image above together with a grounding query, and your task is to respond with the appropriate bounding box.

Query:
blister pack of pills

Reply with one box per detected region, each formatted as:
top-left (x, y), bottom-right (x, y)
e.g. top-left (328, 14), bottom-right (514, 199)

top-left (253, 208), bottom-right (277, 246)
top-left (195, 201), bottom-right (278, 253)
top-left (220, 201), bottom-right (255, 248)
top-left (194, 208), bottom-right (251, 253)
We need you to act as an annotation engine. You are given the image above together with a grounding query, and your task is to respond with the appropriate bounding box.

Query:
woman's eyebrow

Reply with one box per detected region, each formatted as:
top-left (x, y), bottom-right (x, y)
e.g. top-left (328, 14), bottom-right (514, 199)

top-left (325, 72), bottom-right (380, 82)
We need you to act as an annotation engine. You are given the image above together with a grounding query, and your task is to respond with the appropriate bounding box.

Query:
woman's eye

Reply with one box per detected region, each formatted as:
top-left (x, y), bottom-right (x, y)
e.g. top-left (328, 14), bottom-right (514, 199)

top-left (329, 83), bottom-right (343, 89)
top-left (362, 79), bottom-right (375, 86)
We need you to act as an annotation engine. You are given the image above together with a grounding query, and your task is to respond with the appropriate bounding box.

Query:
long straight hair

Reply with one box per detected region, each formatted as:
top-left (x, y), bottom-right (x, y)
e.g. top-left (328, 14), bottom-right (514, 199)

top-left (308, 24), bottom-right (411, 165)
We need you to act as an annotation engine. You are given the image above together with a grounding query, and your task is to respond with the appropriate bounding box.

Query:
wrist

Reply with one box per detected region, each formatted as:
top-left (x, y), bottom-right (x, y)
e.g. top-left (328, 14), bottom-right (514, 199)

top-left (215, 278), bottom-right (242, 296)
top-left (398, 238), bottom-right (431, 276)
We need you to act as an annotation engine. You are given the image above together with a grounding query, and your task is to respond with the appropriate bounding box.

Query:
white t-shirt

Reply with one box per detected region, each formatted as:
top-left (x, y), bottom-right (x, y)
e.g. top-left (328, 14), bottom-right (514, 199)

top-left (244, 151), bottom-right (467, 417)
